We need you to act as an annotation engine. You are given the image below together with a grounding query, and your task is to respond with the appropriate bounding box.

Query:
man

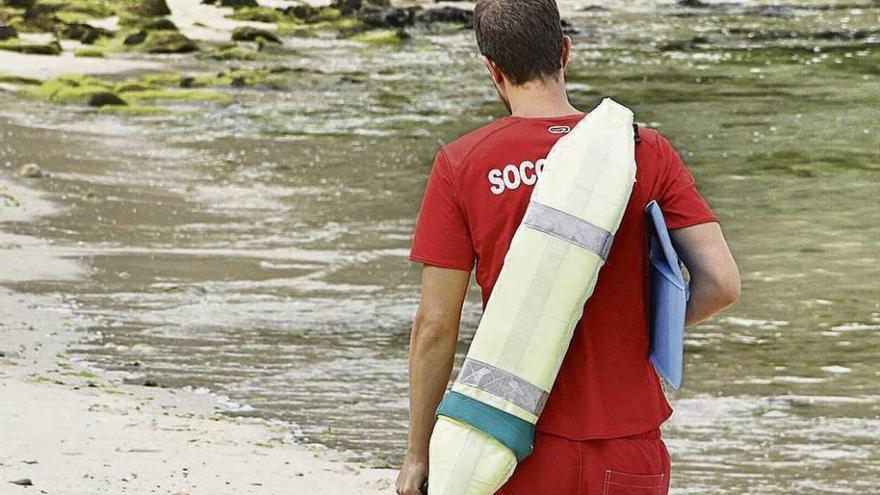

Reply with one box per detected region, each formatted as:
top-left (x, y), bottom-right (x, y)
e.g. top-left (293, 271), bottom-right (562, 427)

top-left (396, 1), bottom-right (741, 494)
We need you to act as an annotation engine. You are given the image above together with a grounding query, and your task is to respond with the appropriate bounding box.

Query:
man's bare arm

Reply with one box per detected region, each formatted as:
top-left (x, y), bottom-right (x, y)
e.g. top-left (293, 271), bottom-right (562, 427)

top-left (396, 265), bottom-right (470, 495)
top-left (670, 222), bottom-right (741, 325)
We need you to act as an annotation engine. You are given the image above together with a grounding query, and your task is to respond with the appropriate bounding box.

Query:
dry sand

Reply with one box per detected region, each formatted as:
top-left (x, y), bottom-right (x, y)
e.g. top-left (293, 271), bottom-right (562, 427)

top-left (0, 177), bottom-right (397, 494)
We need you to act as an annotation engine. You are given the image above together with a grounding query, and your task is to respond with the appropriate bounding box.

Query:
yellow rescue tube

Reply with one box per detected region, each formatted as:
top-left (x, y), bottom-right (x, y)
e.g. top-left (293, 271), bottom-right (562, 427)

top-left (428, 97), bottom-right (637, 495)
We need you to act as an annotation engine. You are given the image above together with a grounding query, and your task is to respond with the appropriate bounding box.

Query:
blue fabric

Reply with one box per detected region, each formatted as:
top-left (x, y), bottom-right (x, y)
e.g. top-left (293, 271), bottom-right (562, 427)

top-left (645, 201), bottom-right (689, 390)
top-left (436, 391), bottom-right (535, 462)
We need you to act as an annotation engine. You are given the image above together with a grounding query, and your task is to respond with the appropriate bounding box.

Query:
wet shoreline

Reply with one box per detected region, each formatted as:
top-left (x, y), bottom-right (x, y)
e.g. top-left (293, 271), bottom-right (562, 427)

top-left (2, 0), bottom-right (879, 492)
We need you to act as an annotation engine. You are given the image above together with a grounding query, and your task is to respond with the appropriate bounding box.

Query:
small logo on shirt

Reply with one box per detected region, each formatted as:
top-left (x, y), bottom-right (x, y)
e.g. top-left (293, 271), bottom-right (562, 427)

top-left (547, 125), bottom-right (571, 134)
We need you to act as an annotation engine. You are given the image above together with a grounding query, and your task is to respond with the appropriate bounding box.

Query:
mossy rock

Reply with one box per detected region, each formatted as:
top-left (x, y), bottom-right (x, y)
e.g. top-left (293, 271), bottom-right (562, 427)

top-left (203, 44), bottom-right (258, 60)
top-left (330, 0), bottom-right (360, 15)
top-left (35, 0), bottom-right (115, 19)
top-left (23, 74), bottom-right (119, 104)
top-left (282, 4), bottom-right (319, 21)
top-left (317, 7), bottom-right (342, 21)
top-left (350, 28), bottom-right (408, 45)
top-left (73, 46), bottom-right (104, 57)
top-left (114, 81), bottom-right (159, 93)
top-left (213, 0), bottom-right (258, 8)
top-left (0, 24), bottom-right (16, 40)
top-left (227, 6), bottom-right (282, 23)
top-left (141, 72), bottom-right (187, 86)
top-left (132, 0), bottom-right (171, 17)
top-left (122, 88), bottom-right (231, 104)
top-left (3, 0), bottom-right (35, 9)
top-left (0, 38), bottom-right (61, 54)
top-left (141, 31), bottom-right (198, 53)
top-left (231, 26), bottom-right (280, 43)
top-left (0, 72), bottom-right (40, 85)
top-left (122, 30), bottom-right (147, 45)
top-left (87, 91), bottom-right (126, 107)
top-left (141, 18), bottom-right (177, 31)
top-left (61, 23), bottom-right (112, 44)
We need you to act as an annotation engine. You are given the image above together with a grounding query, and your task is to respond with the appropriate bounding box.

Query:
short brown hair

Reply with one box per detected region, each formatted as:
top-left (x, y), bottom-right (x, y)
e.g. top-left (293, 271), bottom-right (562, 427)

top-left (474, 0), bottom-right (564, 85)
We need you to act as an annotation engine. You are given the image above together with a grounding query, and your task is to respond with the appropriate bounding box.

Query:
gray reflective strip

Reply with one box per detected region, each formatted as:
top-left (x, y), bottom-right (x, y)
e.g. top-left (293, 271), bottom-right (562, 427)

top-left (457, 358), bottom-right (549, 416)
top-left (522, 202), bottom-right (614, 260)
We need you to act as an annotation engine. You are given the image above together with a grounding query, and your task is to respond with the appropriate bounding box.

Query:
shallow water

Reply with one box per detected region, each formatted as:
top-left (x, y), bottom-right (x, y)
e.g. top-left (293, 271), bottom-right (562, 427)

top-left (1, 0), bottom-right (879, 492)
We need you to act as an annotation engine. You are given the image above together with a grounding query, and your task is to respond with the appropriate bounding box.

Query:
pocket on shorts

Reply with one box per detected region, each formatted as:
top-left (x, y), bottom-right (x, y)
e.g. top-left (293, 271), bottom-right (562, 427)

top-left (602, 470), bottom-right (666, 495)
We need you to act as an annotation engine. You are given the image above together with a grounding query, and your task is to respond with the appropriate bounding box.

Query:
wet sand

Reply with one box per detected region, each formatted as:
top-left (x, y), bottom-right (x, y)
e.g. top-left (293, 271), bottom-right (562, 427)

top-left (0, 174), bottom-right (395, 494)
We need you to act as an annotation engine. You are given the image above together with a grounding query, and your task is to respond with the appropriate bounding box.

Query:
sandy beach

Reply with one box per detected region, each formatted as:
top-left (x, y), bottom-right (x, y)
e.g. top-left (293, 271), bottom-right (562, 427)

top-left (0, 178), bottom-right (396, 494)
top-left (2, 0), bottom-right (879, 492)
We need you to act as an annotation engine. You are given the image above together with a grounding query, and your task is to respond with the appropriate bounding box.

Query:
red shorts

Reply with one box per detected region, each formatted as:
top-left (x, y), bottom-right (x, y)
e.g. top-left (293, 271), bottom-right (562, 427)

top-left (496, 429), bottom-right (671, 495)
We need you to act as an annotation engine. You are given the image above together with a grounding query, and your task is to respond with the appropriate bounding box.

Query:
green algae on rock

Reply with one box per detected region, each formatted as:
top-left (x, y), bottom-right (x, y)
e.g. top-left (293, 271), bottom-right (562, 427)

top-left (121, 88), bottom-right (231, 104)
top-left (350, 28), bottom-right (408, 45)
top-left (231, 26), bottom-right (281, 44)
top-left (0, 38), bottom-right (61, 54)
top-left (202, 44), bottom-right (260, 61)
top-left (227, 6), bottom-right (283, 23)
top-left (132, 0), bottom-right (171, 17)
top-left (73, 46), bottom-right (104, 57)
top-left (22, 74), bottom-right (120, 104)
top-left (140, 30), bottom-right (198, 53)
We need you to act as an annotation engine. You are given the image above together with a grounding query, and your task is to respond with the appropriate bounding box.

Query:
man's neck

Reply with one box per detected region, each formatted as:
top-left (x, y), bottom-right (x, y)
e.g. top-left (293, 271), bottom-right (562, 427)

top-left (506, 79), bottom-right (580, 118)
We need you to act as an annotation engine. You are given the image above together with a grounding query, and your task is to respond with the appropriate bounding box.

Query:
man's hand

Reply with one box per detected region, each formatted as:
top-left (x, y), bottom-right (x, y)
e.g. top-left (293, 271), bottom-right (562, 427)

top-left (397, 265), bottom-right (470, 495)
top-left (670, 221), bottom-right (741, 324)
top-left (396, 454), bottom-right (428, 495)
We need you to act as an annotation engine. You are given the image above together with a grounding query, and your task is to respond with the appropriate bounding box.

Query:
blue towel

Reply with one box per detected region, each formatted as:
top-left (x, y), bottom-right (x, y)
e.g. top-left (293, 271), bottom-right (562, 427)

top-left (645, 201), bottom-right (689, 390)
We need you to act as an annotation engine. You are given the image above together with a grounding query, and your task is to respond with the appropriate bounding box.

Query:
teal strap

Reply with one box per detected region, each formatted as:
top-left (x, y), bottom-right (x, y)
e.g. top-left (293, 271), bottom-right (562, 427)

top-left (436, 391), bottom-right (535, 462)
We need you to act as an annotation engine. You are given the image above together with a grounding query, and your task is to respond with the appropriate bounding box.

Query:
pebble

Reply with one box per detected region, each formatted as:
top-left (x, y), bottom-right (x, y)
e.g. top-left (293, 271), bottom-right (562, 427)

top-left (10, 478), bottom-right (34, 486)
top-left (18, 163), bottom-right (45, 179)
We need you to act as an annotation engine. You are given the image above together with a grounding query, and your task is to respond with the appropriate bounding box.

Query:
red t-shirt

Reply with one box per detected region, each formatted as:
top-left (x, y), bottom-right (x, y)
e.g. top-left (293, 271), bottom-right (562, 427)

top-left (409, 112), bottom-right (718, 440)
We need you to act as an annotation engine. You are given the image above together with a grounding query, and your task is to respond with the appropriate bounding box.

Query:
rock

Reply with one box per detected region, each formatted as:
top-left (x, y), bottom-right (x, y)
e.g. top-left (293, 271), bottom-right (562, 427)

top-left (283, 4), bottom-right (319, 20)
top-left (123, 31), bottom-right (147, 46)
top-left (0, 25), bottom-right (16, 41)
top-left (61, 23), bottom-right (112, 44)
top-left (0, 39), bottom-right (62, 55)
top-left (205, 45), bottom-right (258, 60)
top-left (143, 379), bottom-right (159, 387)
top-left (142, 18), bottom-right (178, 31)
top-left (231, 26), bottom-right (280, 44)
top-left (18, 163), bottom-right (44, 178)
top-left (74, 47), bottom-right (105, 57)
top-left (87, 92), bottom-right (126, 107)
top-left (134, 0), bottom-right (171, 16)
top-left (3, 0), bottom-right (35, 8)
top-left (141, 31), bottom-right (198, 53)
top-left (678, 0), bottom-right (710, 7)
top-left (217, 0), bottom-right (258, 8)
top-left (358, 6), bottom-right (419, 28)
top-left (415, 6), bottom-right (473, 27)
top-left (351, 28), bottom-right (409, 44)
top-left (228, 6), bottom-right (282, 22)
top-left (9, 478), bottom-right (33, 486)
top-left (560, 19), bottom-right (580, 36)
top-left (330, 0), bottom-right (361, 15)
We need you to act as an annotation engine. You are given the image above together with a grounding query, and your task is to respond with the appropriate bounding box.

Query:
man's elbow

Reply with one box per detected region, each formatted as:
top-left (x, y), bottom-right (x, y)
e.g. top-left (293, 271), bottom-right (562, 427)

top-left (411, 311), bottom-right (459, 350)
top-left (721, 272), bottom-right (741, 307)
top-left (711, 265), bottom-right (741, 308)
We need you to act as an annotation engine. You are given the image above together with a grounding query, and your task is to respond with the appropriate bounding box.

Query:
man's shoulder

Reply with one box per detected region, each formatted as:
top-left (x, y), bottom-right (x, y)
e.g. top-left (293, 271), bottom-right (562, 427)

top-left (440, 118), bottom-right (521, 167)
top-left (635, 125), bottom-right (667, 161)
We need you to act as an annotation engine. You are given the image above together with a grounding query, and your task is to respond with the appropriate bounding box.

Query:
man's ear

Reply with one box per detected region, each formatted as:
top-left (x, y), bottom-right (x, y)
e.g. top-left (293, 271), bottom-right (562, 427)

top-left (482, 56), bottom-right (505, 86)
top-left (560, 35), bottom-right (572, 70)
